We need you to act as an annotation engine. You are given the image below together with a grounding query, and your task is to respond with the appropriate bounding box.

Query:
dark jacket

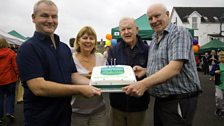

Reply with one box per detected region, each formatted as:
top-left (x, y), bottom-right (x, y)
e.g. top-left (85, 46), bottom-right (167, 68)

top-left (208, 55), bottom-right (218, 65)
top-left (107, 36), bottom-right (150, 112)
top-left (210, 63), bottom-right (221, 86)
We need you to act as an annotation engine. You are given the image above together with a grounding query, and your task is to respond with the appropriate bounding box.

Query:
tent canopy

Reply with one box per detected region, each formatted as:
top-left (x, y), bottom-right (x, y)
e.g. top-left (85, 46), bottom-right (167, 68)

top-left (199, 39), bottom-right (224, 53)
top-left (111, 14), bottom-right (154, 40)
top-left (0, 30), bottom-right (24, 45)
top-left (8, 30), bottom-right (28, 41)
top-left (111, 14), bottom-right (194, 40)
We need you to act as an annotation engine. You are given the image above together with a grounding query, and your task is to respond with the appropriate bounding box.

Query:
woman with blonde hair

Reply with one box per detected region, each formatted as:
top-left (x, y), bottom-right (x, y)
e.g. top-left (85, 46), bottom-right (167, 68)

top-left (0, 38), bottom-right (18, 124)
top-left (71, 26), bottom-right (107, 126)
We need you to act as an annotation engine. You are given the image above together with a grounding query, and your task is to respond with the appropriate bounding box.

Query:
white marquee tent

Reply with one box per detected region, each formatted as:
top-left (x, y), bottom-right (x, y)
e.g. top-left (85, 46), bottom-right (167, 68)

top-left (0, 30), bottom-right (24, 45)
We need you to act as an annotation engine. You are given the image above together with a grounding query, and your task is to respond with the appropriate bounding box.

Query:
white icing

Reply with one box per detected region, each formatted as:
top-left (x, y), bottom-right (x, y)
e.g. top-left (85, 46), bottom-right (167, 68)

top-left (90, 65), bottom-right (136, 85)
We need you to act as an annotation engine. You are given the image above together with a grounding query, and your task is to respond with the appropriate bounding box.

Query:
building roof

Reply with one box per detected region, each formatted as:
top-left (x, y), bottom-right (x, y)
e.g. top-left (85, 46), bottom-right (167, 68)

top-left (208, 33), bottom-right (224, 37)
top-left (173, 7), bottom-right (224, 23)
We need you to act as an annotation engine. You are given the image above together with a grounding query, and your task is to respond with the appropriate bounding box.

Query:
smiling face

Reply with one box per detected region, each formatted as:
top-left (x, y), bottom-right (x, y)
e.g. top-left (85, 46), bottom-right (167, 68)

top-left (147, 4), bottom-right (169, 35)
top-left (119, 18), bottom-right (138, 47)
top-left (79, 33), bottom-right (96, 53)
top-left (75, 26), bottom-right (97, 54)
top-left (32, 2), bottom-right (58, 35)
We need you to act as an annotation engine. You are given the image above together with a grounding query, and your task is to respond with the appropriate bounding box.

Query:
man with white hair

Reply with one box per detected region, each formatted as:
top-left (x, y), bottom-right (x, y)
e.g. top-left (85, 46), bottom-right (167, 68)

top-left (123, 3), bottom-right (201, 126)
top-left (108, 17), bottom-right (150, 126)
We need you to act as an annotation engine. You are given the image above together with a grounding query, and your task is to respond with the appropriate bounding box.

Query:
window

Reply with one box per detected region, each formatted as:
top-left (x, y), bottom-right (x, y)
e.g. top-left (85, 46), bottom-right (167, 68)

top-left (192, 17), bottom-right (198, 29)
top-left (213, 16), bottom-right (219, 22)
top-left (203, 17), bottom-right (209, 22)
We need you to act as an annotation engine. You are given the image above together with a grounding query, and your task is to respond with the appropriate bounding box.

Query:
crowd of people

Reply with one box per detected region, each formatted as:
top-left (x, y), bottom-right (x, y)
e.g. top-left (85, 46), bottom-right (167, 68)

top-left (1, 0), bottom-right (224, 126)
top-left (200, 50), bottom-right (224, 118)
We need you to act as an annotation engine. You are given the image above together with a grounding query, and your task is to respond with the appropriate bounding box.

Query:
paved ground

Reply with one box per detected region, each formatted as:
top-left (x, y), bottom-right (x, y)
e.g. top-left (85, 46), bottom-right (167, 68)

top-left (2, 71), bottom-right (224, 126)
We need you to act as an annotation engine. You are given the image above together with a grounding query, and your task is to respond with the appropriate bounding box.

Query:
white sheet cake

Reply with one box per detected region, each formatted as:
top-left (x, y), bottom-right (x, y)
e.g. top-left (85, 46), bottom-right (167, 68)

top-left (90, 65), bottom-right (136, 92)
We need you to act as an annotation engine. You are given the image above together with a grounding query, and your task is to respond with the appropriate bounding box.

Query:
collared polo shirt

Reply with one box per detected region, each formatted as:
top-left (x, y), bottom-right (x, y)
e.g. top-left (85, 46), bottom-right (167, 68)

top-left (16, 31), bottom-right (77, 126)
top-left (147, 23), bottom-right (201, 97)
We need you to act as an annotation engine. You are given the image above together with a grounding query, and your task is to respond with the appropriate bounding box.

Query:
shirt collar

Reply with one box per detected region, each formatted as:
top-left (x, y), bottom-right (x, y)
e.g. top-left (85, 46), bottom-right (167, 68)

top-left (34, 31), bottom-right (60, 45)
top-left (121, 35), bottom-right (142, 49)
top-left (152, 23), bottom-right (172, 44)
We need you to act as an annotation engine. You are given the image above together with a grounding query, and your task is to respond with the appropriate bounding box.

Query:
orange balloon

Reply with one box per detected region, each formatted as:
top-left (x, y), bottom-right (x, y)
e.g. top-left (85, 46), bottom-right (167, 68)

top-left (106, 34), bottom-right (112, 40)
top-left (196, 44), bottom-right (200, 49)
top-left (193, 45), bottom-right (199, 53)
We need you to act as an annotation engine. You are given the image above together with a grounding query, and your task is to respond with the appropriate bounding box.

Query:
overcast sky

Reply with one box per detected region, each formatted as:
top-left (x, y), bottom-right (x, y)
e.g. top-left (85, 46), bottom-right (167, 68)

top-left (0, 0), bottom-right (223, 46)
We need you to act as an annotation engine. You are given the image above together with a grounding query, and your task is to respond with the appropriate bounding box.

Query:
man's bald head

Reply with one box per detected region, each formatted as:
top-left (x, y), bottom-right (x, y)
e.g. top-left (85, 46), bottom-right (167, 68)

top-left (146, 3), bottom-right (169, 34)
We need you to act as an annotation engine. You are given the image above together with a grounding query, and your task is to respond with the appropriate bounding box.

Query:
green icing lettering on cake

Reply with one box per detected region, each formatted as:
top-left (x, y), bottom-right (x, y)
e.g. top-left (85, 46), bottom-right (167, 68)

top-left (101, 67), bottom-right (124, 75)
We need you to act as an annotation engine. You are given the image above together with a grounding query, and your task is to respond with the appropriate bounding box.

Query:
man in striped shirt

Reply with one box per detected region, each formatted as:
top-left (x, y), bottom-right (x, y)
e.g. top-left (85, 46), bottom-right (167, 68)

top-left (123, 3), bottom-right (201, 126)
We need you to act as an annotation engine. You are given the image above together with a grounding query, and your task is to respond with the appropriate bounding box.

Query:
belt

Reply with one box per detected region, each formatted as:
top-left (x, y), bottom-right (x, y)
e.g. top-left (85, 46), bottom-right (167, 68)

top-left (157, 91), bottom-right (201, 101)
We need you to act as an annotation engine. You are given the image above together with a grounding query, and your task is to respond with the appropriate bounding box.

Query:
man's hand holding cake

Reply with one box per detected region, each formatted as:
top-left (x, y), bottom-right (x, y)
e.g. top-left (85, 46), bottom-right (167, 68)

top-left (122, 65), bottom-right (149, 97)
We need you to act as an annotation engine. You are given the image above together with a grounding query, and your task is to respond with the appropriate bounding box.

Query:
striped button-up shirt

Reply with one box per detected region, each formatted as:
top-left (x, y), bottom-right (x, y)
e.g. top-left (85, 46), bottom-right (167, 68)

top-left (147, 23), bottom-right (201, 97)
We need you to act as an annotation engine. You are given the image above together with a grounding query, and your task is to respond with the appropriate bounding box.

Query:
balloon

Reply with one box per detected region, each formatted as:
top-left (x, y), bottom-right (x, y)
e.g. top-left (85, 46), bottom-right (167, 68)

top-left (196, 44), bottom-right (200, 49)
top-left (105, 40), bottom-right (111, 46)
top-left (192, 45), bottom-right (199, 53)
top-left (195, 56), bottom-right (199, 65)
top-left (106, 34), bottom-right (112, 40)
top-left (111, 39), bottom-right (117, 46)
top-left (193, 39), bottom-right (198, 45)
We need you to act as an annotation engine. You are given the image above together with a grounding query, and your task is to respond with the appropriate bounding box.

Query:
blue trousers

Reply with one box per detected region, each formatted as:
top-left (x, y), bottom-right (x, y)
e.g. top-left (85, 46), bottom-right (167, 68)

top-left (0, 82), bottom-right (17, 118)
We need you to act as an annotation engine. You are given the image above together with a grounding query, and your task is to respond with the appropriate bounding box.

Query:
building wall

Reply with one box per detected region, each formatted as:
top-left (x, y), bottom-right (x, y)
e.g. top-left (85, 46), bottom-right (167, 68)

top-left (195, 23), bottom-right (220, 45)
top-left (170, 9), bottom-right (222, 46)
top-left (170, 10), bottom-right (183, 26)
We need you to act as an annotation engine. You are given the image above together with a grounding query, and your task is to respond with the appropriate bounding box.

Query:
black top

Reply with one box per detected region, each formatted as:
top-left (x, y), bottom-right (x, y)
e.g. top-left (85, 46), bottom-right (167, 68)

top-left (107, 36), bottom-right (150, 112)
top-left (17, 31), bottom-right (77, 126)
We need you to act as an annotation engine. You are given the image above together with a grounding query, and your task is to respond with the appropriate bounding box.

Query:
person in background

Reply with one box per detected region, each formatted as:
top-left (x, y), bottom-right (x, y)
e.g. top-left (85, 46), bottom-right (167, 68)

top-left (123, 3), bottom-right (201, 126)
top-left (210, 51), bottom-right (224, 118)
top-left (107, 17), bottom-right (150, 126)
top-left (209, 50), bottom-right (218, 80)
top-left (202, 52), bottom-right (210, 75)
top-left (71, 26), bottom-right (107, 126)
top-left (103, 45), bottom-right (110, 63)
top-left (69, 37), bottom-right (75, 53)
top-left (16, 1), bottom-right (100, 126)
top-left (0, 38), bottom-right (18, 124)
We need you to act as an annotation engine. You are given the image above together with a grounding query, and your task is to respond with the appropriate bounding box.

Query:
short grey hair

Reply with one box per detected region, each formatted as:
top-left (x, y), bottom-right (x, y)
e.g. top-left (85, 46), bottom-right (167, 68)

top-left (33, 0), bottom-right (57, 14)
top-left (119, 17), bottom-right (137, 28)
top-left (147, 3), bottom-right (168, 13)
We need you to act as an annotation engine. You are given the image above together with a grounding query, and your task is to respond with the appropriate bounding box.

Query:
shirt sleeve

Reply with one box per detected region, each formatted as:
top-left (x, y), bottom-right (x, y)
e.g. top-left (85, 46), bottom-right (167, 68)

top-left (16, 43), bottom-right (44, 82)
top-left (169, 27), bottom-right (192, 62)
